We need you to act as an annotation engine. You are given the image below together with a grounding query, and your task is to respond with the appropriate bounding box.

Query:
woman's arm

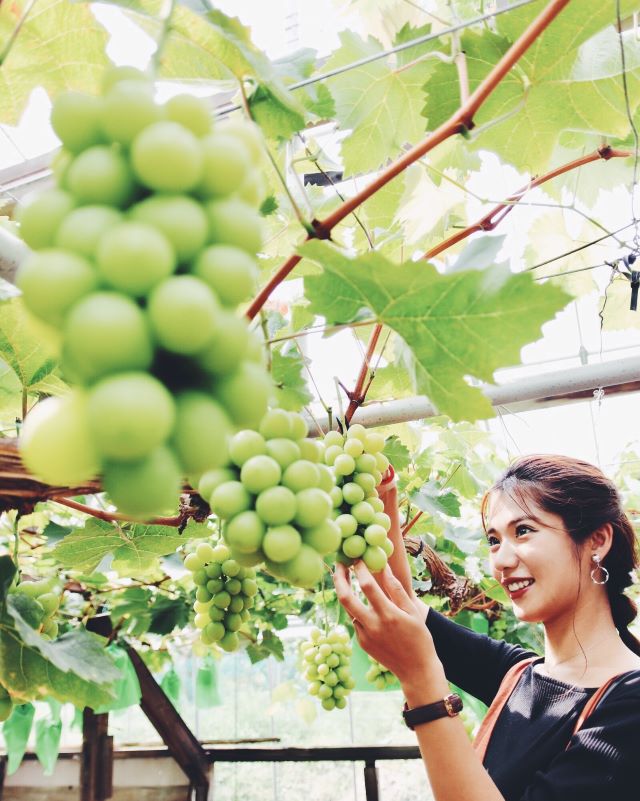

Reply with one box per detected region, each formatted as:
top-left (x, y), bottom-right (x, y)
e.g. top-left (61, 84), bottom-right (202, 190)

top-left (334, 561), bottom-right (505, 801)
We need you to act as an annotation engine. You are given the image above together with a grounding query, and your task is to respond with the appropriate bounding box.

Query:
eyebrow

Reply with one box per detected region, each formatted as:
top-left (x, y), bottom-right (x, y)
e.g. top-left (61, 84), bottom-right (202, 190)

top-left (486, 516), bottom-right (538, 536)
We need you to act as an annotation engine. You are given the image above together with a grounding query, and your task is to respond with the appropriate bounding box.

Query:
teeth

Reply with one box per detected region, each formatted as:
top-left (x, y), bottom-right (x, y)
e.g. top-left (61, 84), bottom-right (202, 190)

top-left (507, 579), bottom-right (534, 592)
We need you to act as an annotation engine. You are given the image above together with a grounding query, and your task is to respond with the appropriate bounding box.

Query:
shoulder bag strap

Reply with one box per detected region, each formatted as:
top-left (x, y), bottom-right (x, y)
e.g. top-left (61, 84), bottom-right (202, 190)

top-left (564, 673), bottom-right (623, 751)
top-left (473, 657), bottom-right (538, 763)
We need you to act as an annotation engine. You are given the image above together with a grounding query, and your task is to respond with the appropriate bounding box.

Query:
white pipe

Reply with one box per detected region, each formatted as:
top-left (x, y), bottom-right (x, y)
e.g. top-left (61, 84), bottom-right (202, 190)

top-left (0, 225), bottom-right (29, 284)
top-left (307, 355), bottom-right (640, 434)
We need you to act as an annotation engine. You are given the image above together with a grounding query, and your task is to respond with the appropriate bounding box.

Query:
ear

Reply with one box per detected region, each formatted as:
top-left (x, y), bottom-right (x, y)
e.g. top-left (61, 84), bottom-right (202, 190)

top-left (588, 523), bottom-right (614, 558)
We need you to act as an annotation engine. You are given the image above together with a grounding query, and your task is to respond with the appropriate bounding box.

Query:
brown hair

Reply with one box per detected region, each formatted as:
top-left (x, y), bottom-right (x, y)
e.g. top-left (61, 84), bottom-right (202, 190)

top-left (482, 454), bottom-right (640, 657)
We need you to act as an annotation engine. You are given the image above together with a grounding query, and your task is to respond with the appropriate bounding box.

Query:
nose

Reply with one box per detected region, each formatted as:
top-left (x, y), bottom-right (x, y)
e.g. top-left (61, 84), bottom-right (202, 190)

top-left (490, 538), bottom-right (519, 579)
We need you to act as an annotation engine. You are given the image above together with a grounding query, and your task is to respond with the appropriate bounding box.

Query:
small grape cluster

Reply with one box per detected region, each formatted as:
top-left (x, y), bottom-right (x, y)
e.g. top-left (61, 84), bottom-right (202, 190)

top-left (365, 658), bottom-right (397, 690)
top-left (323, 424), bottom-right (393, 571)
top-left (11, 576), bottom-right (62, 640)
top-left (17, 67), bottom-right (272, 519)
top-left (300, 627), bottom-right (354, 711)
top-left (184, 540), bottom-right (258, 652)
top-left (199, 409), bottom-right (340, 589)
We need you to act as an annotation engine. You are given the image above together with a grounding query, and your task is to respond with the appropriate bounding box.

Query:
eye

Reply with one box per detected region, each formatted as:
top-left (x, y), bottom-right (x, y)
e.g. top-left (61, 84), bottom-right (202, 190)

top-left (515, 524), bottom-right (533, 537)
top-left (487, 535), bottom-right (499, 548)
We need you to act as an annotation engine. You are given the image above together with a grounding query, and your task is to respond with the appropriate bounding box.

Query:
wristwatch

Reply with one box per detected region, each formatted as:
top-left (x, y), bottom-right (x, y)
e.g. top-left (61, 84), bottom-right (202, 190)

top-left (402, 693), bottom-right (463, 729)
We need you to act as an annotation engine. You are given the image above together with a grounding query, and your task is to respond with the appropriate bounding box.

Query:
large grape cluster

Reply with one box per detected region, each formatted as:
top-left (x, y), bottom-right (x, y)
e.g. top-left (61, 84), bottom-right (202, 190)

top-left (17, 67), bottom-right (272, 519)
top-left (365, 657), bottom-right (397, 690)
top-left (300, 627), bottom-right (354, 711)
top-left (184, 540), bottom-right (258, 652)
top-left (322, 424), bottom-right (393, 571)
top-left (199, 409), bottom-right (341, 589)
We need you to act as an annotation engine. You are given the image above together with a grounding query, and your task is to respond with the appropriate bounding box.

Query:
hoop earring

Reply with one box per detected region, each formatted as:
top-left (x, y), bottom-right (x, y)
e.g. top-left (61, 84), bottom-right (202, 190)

top-left (590, 554), bottom-right (609, 585)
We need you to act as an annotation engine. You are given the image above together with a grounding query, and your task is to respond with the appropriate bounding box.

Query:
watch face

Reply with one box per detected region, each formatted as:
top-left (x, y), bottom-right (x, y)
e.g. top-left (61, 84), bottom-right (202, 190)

top-left (444, 694), bottom-right (463, 716)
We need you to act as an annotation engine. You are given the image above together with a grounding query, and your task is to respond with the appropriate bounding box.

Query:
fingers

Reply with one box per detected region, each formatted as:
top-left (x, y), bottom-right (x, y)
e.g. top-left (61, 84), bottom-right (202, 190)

top-left (377, 565), bottom-right (416, 615)
top-left (332, 563), bottom-right (371, 623)
top-left (353, 561), bottom-right (400, 616)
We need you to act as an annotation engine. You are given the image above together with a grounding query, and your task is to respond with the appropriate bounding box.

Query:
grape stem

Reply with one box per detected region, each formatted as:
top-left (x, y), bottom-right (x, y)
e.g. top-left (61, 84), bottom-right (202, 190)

top-left (52, 496), bottom-right (186, 527)
top-left (245, 0), bottom-right (574, 321)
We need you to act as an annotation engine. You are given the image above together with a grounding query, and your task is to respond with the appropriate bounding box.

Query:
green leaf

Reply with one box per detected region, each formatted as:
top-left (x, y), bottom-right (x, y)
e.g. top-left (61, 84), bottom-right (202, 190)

top-left (52, 519), bottom-right (186, 574)
top-left (271, 347), bottom-right (313, 411)
top-left (246, 629), bottom-right (285, 664)
top-left (35, 711), bottom-right (62, 776)
top-left (449, 236), bottom-right (507, 273)
top-left (301, 240), bottom-right (570, 421)
top-left (322, 30), bottom-right (434, 174)
top-left (1, 702), bottom-right (35, 774)
top-left (383, 435), bottom-right (411, 472)
top-left (0, 555), bottom-right (17, 601)
top-left (0, 0), bottom-right (110, 125)
top-left (423, 7), bottom-right (640, 172)
top-left (410, 482), bottom-right (461, 518)
top-left (0, 299), bottom-right (66, 413)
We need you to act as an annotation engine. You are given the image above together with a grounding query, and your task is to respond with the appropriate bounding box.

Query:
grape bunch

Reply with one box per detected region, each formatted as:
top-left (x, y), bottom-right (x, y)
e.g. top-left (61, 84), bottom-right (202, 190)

top-left (199, 409), bottom-right (341, 589)
top-left (365, 658), bottom-right (397, 690)
top-left (17, 67), bottom-right (273, 519)
top-left (300, 627), bottom-right (354, 711)
top-left (322, 424), bottom-right (393, 571)
top-left (184, 540), bottom-right (258, 652)
top-left (0, 685), bottom-right (12, 722)
top-left (11, 576), bottom-right (63, 640)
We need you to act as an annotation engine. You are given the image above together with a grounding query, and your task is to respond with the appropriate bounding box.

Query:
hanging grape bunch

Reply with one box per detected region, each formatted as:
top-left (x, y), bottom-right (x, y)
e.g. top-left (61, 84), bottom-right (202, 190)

top-left (300, 626), bottom-right (354, 711)
top-left (184, 540), bottom-right (258, 652)
top-left (199, 409), bottom-right (341, 588)
top-left (365, 657), bottom-right (397, 690)
top-left (10, 576), bottom-right (63, 640)
top-left (16, 67), bottom-right (273, 519)
top-left (323, 424), bottom-right (393, 571)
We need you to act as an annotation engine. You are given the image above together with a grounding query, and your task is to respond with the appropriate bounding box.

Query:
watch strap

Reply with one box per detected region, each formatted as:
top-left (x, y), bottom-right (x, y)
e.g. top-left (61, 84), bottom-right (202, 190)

top-left (402, 693), bottom-right (463, 729)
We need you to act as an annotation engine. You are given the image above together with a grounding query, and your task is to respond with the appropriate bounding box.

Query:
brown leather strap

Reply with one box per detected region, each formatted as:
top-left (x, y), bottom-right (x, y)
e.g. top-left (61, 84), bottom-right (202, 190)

top-left (473, 657), bottom-right (537, 762)
top-left (565, 674), bottom-right (622, 750)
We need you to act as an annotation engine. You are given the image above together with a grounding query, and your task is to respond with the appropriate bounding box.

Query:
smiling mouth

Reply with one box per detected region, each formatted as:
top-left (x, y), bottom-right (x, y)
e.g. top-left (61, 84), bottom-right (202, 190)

top-left (506, 579), bottom-right (535, 596)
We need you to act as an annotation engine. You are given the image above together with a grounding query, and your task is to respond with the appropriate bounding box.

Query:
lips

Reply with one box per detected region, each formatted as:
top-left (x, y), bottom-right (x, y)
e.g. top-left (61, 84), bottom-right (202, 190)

top-left (504, 578), bottom-right (535, 597)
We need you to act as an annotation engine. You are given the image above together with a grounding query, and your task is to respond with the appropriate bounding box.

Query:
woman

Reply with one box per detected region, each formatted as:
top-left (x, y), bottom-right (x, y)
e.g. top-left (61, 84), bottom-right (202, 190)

top-left (334, 454), bottom-right (640, 800)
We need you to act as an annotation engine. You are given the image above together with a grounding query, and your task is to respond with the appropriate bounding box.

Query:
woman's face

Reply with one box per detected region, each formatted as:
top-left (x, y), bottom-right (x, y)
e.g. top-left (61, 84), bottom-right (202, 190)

top-left (486, 490), bottom-right (587, 625)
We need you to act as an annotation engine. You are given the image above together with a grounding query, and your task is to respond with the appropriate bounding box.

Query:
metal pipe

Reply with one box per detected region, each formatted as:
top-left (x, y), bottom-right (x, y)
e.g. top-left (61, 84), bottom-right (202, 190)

top-left (307, 356), bottom-right (640, 434)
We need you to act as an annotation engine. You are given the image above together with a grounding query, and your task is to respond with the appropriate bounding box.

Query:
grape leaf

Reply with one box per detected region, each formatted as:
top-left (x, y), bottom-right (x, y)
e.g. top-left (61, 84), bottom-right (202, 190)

top-left (271, 347), bottom-right (313, 411)
top-left (423, 4), bottom-right (640, 172)
top-left (383, 435), bottom-right (411, 472)
top-left (301, 240), bottom-right (570, 421)
top-left (0, 0), bottom-right (110, 124)
top-left (411, 481), bottom-right (461, 518)
top-left (52, 518), bottom-right (186, 574)
top-left (321, 29), bottom-right (434, 175)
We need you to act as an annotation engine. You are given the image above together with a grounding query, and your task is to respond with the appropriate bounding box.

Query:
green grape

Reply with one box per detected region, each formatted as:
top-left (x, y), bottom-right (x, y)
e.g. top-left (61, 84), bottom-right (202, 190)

top-left (265, 438), bottom-right (301, 470)
top-left (63, 292), bottom-right (153, 382)
top-left (281, 460), bottom-right (320, 492)
top-left (198, 468), bottom-right (236, 500)
top-left (373, 511), bottom-right (391, 531)
top-left (297, 438), bottom-right (324, 463)
top-left (132, 121), bottom-right (203, 192)
top-left (96, 221), bottom-right (176, 296)
top-left (330, 487), bottom-right (344, 508)
top-left (193, 244), bottom-right (257, 307)
top-left (20, 392), bottom-right (100, 485)
top-left (224, 511), bottom-right (265, 553)
top-left (148, 276), bottom-right (220, 355)
top-left (324, 445), bottom-right (343, 466)
top-left (199, 132), bottom-right (250, 197)
top-left (346, 424), bottom-right (367, 441)
top-left (363, 524), bottom-right (388, 547)
top-left (364, 432), bottom-right (385, 454)
top-left (293, 488), bottom-right (333, 528)
top-left (197, 311), bottom-right (251, 376)
top-left (17, 249), bottom-right (97, 327)
top-left (335, 514), bottom-right (358, 538)
top-left (262, 525), bottom-right (302, 562)
top-left (342, 535), bottom-right (367, 559)
top-left (334, 453), bottom-right (356, 476)
top-left (281, 544), bottom-right (325, 588)
top-left (101, 80), bottom-right (163, 145)
top-left (103, 446), bottom-right (181, 518)
top-left (206, 197), bottom-right (263, 254)
top-left (221, 119), bottom-right (264, 165)
top-left (342, 482), bottom-right (365, 505)
top-left (228, 430), bottom-right (267, 467)
top-left (55, 205), bottom-right (122, 259)
top-left (42, 620), bottom-right (58, 639)
top-left (219, 631), bottom-right (239, 652)
top-left (343, 437), bottom-right (364, 458)
top-left (363, 545), bottom-right (387, 573)
top-left (289, 413), bottom-right (308, 440)
top-left (355, 454), bottom-right (377, 474)
top-left (214, 362), bottom-right (272, 428)
top-left (240, 455), bottom-right (281, 494)
top-left (351, 502), bottom-right (376, 525)
top-left (324, 431), bottom-right (344, 448)
top-left (164, 93), bottom-right (212, 136)
top-left (368, 496), bottom-right (385, 513)
top-left (101, 65), bottom-right (150, 93)
top-left (130, 194), bottom-right (209, 263)
top-left (375, 453), bottom-right (390, 473)
top-left (302, 519), bottom-right (341, 555)
top-left (66, 145), bottom-right (135, 207)
top-left (300, 627), bottom-right (353, 711)
top-left (50, 91), bottom-right (104, 153)
top-left (35, 591), bottom-right (59, 616)
top-left (380, 537), bottom-right (394, 558)
top-left (255, 486), bottom-right (296, 525)
top-left (237, 171), bottom-right (266, 207)
top-left (354, 472), bottom-right (377, 494)
top-left (172, 392), bottom-right (232, 474)
top-left (87, 372), bottom-right (175, 461)
top-left (259, 408), bottom-right (293, 440)
top-left (317, 464), bottom-right (336, 493)
top-left (17, 188), bottom-right (75, 250)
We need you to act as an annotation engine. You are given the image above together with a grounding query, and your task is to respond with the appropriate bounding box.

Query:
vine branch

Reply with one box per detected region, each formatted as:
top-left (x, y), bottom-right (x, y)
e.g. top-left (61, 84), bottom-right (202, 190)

top-left (246, 0), bottom-right (572, 320)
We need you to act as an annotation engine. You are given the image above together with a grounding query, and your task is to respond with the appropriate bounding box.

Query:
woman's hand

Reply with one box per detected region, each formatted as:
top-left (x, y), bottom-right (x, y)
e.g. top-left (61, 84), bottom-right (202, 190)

top-left (333, 561), bottom-right (438, 686)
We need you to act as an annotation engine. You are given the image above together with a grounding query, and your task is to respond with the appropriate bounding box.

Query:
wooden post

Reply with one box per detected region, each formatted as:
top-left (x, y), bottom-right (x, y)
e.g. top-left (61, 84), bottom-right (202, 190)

top-left (124, 645), bottom-right (210, 800)
top-left (364, 760), bottom-right (380, 801)
top-left (80, 709), bottom-right (113, 801)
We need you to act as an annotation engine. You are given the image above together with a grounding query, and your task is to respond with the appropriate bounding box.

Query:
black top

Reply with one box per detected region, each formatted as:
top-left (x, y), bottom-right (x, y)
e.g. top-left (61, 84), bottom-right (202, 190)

top-left (426, 608), bottom-right (640, 800)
